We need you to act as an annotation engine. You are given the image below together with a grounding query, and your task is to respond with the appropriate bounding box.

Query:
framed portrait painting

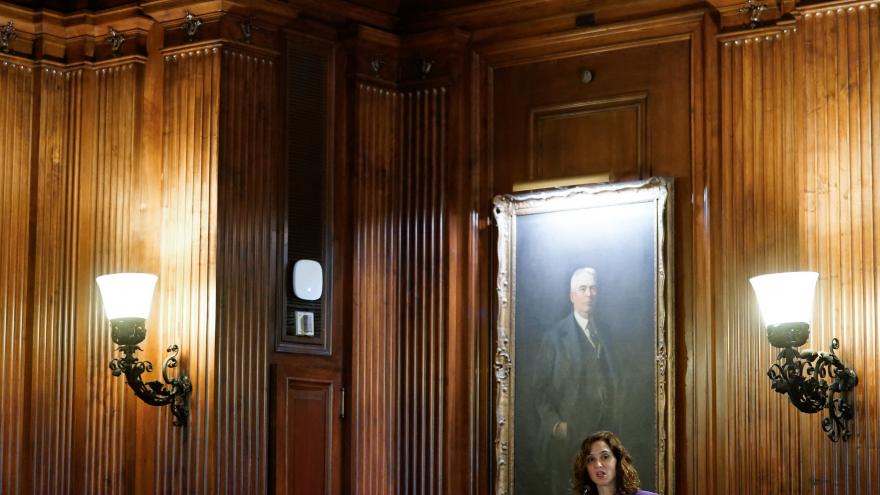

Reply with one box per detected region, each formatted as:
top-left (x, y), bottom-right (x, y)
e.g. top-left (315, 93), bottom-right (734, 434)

top-left (493, 177), bottom-right (674, 495)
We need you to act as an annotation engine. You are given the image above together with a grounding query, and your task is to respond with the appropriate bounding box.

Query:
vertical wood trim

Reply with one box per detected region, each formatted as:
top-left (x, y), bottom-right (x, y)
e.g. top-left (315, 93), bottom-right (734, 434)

top-left (30, 67), bottom-right (86, 495)
top-left (217, 47), bottom-right (275, 495)
top-left (0, 58), bottom-right (34, 495)
top-left (353, 82), bottom-right (448, 495)
top-left (160, 46), bottom-right (221, 495)
top-left (799, 4), bottom-right (880, 493)
top-left (80, 63), bottom-right (144, 495)
top-left (717, 27), bottom-right (800, 494)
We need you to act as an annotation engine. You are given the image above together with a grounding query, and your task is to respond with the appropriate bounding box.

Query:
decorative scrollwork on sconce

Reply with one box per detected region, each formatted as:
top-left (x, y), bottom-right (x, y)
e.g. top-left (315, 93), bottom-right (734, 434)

top-left (738, 0), bottom-right (768, 29)
top-left (767, 335), bottom-right (858, 442)
top-left (751, 272), bottom-right (859, 443)
top-left (107, 28), bottom-right (125, 57)
top-left (182, 10), bottom-right (203, 41)
top-left (107, 318), bottom-right (192, 426)
top-left (1, 21), bottom-right (17, 52)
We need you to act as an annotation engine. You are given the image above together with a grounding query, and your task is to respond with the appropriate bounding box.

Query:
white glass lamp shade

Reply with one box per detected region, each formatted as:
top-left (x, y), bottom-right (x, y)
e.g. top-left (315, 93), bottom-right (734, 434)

top-left (96, 273), bottom-right (158, 320)
top-left (749, 271), bottom-right (819, 327)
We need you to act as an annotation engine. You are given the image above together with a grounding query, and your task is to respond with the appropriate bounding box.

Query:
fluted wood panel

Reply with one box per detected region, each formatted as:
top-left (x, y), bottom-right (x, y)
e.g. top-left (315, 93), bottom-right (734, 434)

top-left (398, 87), bottom-right (447, 495)
top-left (717, 3), bottom-right (880, 493)
top-left (160, 46), bottom-right (221, 494)
top-left (718, 27), bottom-right (803, 494)
top-left (216, 47), bottom-right (276, 494)
top-left (353, 83), bottom-right (448, 495)
top-left (0, 58), bottom-right (33, 495)
top-left (799, 3), bottom-right (880, 493)
top-left (0, 58), bottom-right (146, 495)
top-left (160, 44), bottom-right (275, 494)
top-left (30, 67), bottom-right (85, 495)
top-left (354, 84), bottom-right (400, 495)
top-left (84, 62), bottom-right (144, 495)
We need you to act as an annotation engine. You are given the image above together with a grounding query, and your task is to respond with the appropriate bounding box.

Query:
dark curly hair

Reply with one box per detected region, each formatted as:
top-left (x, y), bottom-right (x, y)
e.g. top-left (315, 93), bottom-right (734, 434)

top-left (571, 431), bottom-right (641, 495)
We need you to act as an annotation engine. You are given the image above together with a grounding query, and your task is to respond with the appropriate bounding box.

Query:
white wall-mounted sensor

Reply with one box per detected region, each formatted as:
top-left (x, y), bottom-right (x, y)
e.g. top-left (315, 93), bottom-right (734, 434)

top-left (293, 259), bottom-right (323, 300)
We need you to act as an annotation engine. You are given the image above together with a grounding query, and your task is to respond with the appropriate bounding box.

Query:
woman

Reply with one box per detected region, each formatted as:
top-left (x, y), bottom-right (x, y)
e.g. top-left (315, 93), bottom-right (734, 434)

top-left (571, 431), bottom-right (657, 495)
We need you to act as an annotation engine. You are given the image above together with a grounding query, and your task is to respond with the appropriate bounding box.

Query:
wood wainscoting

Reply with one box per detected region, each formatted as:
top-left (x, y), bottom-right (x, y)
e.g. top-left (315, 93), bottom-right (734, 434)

top-left (3, 1), bottom-right (880, 494)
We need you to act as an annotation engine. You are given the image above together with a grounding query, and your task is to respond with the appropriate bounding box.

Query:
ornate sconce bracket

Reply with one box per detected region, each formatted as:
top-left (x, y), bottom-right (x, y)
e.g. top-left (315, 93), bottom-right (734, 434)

top-left (240, 18), bottom-right (253, 44)
top-left (738, 0), bottom-right (768, 29)
top-left (767, 337), bottom-right (858, 442)
top-left (107, 318), bottom-right (192, 426)
top-left (0, 21), bottom-right (16, 52)
top-left (107, 28), bottom-right (125, 57)
top-left (182, 11), bottom-right (203, 41)
top-left (369, 56), bottom-right (385, 77)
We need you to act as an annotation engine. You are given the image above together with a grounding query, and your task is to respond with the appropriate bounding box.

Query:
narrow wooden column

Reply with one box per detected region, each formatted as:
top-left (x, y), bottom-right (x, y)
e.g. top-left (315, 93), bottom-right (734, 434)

top-left (158, 36), bottom-right (279, 493)
top-left (349, 26), bottom-right (466, 495)
top-left (716, 24), bottom-right (802, 495)
top-left (0, 56), bottom-right (35, 495)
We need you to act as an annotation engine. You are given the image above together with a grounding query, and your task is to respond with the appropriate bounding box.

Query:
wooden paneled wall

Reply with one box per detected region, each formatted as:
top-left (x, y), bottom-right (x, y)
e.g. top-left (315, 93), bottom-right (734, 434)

top-left (353, 82), bottom-right (449, 494)
top-left (799, 3), bottom-right (880, 492)
top-left (716, 2), bottom-right (880, 493)
top-left (6, 1), bottom-right (880, 494)
top-left (0, 55), bottom-right (151, 493)
top-left (717, 25), bottom-right (803, 494)
top-left (216, 46), bottom-right (277, 494)
top-left (82, 62), bottom-right (145, 495)
top-left (31, 67), bottom-right (83, 494)
top-left (0, 7), bottom-right (280, 492)
top-left (0, 58), bottom-right (33, 495)
top-left (159, 42), bottom-right (277, 493)
top-left (158, 44), bottom-right (222, 494)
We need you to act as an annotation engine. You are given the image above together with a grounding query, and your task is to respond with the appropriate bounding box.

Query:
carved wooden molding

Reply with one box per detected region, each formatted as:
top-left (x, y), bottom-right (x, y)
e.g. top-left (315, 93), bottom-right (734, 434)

top-left (0, 4), bottom-right (151, 62)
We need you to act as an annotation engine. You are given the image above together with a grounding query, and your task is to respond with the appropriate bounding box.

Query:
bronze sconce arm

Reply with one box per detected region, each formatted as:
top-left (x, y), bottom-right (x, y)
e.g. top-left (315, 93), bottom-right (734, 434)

top-left (107, 318), bottom-right (192, 426)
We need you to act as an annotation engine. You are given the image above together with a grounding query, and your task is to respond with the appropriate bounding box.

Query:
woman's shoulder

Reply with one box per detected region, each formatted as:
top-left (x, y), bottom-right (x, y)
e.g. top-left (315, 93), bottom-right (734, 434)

top-left (634, 490), bottom-right (658, 495)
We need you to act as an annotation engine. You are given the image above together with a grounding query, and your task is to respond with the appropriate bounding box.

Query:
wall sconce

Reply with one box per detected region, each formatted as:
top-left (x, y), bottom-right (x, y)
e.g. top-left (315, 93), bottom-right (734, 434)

top-left (96, 273), bottom-right (192, 426)
top-left (749, 271), bottom-right (858, 442)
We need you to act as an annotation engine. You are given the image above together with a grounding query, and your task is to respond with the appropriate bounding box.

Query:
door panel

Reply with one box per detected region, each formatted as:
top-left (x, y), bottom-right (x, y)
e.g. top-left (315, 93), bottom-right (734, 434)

top-left (492, 38), bottom-right (691, 190)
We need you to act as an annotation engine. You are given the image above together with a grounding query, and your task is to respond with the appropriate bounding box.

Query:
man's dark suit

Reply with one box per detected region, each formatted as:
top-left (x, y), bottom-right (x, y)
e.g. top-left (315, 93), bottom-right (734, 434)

top-left (530, 313), bottom-right (618, 495)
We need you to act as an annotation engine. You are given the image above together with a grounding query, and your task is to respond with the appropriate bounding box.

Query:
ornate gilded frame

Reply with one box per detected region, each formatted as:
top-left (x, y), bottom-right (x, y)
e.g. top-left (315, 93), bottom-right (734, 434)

top-left (492, 177), bottom-right (674, 495)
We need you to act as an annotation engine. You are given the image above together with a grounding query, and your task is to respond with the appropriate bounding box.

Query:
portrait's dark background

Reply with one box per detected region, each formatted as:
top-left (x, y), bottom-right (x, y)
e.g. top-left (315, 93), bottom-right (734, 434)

top-left (513, 199), bottom-right (658, 493)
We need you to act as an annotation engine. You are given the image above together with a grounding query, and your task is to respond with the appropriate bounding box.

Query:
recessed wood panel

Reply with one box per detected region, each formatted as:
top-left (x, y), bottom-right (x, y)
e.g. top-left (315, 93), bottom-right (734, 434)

top-left (281, 36), bottom-right (333, 354)
top-left (275, 372), bottom-right (339, 495)
top-left (491, 36), bottom-right (692, 191)
top-left (531, 94), bottom-right (646, 179)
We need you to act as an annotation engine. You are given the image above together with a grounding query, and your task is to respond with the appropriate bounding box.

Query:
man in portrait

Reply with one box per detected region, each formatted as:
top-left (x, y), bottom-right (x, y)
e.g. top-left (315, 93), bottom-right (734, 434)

top-left (530, 266), bottom-right (620, 494)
